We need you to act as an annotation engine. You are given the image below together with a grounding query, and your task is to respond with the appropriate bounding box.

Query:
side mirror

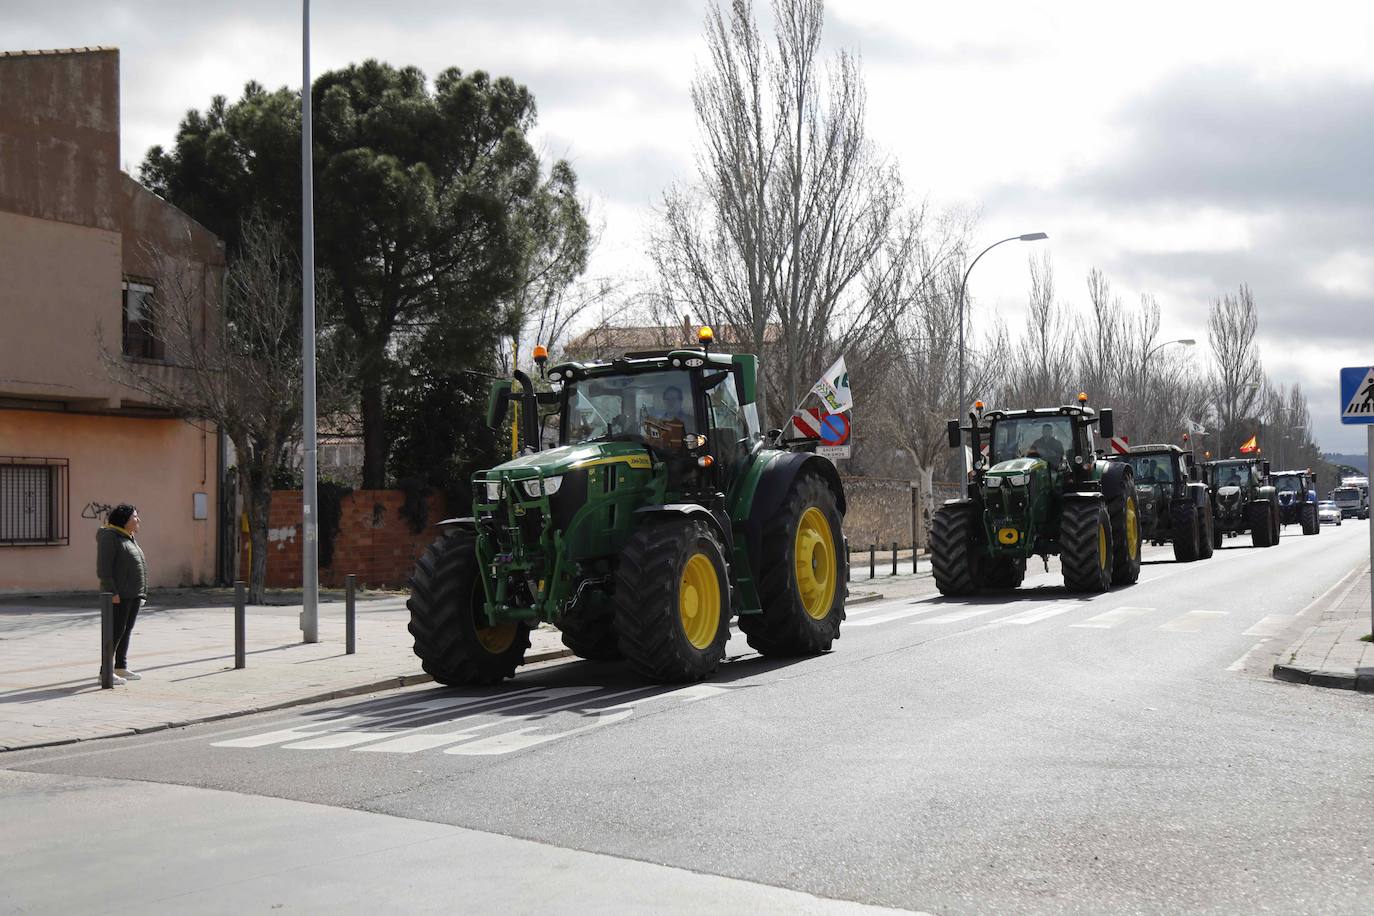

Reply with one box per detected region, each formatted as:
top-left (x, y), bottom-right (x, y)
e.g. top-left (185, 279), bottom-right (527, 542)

top-left (1262, 460), bottom-right (1271, 478)
top-left (487, 379), bottom-right (513, 430)
top-left (1098, 408), bottom-right (1114, 439)
top-left (946, 419), bottom-right (961, 449)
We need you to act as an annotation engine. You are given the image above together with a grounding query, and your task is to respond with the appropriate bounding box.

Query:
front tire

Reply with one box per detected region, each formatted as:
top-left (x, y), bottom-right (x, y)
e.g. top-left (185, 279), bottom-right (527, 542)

top-left (1197, 508), bottom-right (1215, 559)
top-left (930, 503), bottom-right (982, 596)
top-left (557, 599), bottom-right (622, 661)
top-left (1061, 500), bottom-right (1113, 593)
top-left (614, 518), bottom-right (730, 682)
top-left (1300, 503), bottom-right (1319, 536)
top-left (1249, 502), bottom-right (1274, 548)
top-left (1108, 486), bottom-right (1142, 584)
top-left (407, 530), bottom-right (531, 686)
top-left (1171, 499), bottom-right (1200, 562)
top-left (740, 473), bottom-right (845, 656)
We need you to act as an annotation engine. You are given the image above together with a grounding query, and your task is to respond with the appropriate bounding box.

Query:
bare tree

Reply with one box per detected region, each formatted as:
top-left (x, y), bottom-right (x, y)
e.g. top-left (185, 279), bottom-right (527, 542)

top-left (1208, 284), bottom-right (1263, 456)
top-left (651, 0), bottom-right (903, 425)
top-left (100, 219), bottom-right (346, 603)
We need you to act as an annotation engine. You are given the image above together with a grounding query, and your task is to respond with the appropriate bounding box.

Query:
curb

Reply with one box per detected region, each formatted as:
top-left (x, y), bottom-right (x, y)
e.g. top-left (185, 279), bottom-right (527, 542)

top-left (0, 646), bottom-right (576, 755)
top-left (847, 591), bottom-right (884, 606)
top-left (1271, 663), bottom-right (1374, 693)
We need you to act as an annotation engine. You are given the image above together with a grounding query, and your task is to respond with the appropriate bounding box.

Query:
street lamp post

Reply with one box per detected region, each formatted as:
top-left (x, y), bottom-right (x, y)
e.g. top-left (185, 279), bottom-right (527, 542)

top-left (957, 232), bottom-right (1048, 496)
top-left (300, 0), bottom-right (319, 643)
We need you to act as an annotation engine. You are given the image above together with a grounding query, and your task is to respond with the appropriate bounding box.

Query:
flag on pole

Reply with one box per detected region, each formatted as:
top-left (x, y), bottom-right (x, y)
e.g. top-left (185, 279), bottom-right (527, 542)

top-left (1185, 418), bottom-right (1207, 435)
top-left (811, 356), bottom-right (852, 414)
top-left (1238, 434), bottom-right (1258, 453)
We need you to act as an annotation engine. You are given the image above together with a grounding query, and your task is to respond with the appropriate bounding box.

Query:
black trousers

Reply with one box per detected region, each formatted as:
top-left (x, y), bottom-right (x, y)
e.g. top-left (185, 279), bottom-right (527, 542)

top-left (113, 595), bottom-right (141, 669)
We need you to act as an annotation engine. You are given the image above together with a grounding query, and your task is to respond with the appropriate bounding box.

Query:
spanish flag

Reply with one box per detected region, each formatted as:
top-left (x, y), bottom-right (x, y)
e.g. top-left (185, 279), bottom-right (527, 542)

top-left (1238, 434), bottom-right (1258, 453)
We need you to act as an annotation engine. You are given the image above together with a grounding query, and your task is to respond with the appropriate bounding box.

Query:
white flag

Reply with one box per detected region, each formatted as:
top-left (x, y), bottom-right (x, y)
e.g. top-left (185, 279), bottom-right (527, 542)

top-left (811, 356), bottom-right (852, 414)
top-left (1185, 418), bottom-right (1207, 435)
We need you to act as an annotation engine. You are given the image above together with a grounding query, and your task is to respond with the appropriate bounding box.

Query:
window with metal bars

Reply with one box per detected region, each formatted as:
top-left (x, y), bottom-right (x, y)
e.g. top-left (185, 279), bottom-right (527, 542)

top-left (122, 280), bottom-right (164, 360)
top-left (0, 458), bottom-right (70, 546)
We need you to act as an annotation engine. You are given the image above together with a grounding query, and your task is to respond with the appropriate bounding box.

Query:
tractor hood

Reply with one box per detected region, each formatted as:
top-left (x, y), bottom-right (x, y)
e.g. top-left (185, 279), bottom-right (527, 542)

top-left (483, 440), bottom-right (653, 482)
top-left (1217, 485), bottom-right (1241, 500)
top-left (986, 457), bottom-right (1047, 480)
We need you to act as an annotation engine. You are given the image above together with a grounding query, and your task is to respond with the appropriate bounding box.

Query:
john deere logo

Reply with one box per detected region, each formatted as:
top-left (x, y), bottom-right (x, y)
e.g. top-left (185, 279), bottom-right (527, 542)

top-left (997, 528), bottom-right (1020, 545)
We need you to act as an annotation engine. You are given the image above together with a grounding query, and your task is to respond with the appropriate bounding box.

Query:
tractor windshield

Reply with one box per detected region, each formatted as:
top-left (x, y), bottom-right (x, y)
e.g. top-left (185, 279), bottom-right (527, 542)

top-left (990, 416), bottom-right (1073, 467)
top-left (1126, 454), bottom-right (1174, 483)
top-left (1209, 463), bottom-right (1257, 488)
top-left (563, 369), bottom-right (696, 448)
top-left (1274, 475), bottom-right (1301, 493)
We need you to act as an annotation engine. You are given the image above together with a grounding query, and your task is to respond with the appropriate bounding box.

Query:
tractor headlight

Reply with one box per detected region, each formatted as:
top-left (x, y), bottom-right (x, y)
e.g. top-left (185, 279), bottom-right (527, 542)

top-left (484, 481), bottom-right (502, 502)
top-left (1007, 474), bottom-right (1029, 487)
top-left (522, 476), bottom-right (563, 498)
top-left (985, 476), bottom-right (1002, 488)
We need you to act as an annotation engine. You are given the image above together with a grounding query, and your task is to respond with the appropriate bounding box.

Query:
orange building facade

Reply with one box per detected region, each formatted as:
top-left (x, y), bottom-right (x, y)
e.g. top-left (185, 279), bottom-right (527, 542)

top-left (0, 47), bottom-right (226, 593)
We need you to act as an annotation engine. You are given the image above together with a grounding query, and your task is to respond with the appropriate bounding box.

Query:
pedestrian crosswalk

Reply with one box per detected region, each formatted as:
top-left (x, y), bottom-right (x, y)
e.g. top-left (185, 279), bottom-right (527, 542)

top-left (844, 597), bottom-right (1248, 636)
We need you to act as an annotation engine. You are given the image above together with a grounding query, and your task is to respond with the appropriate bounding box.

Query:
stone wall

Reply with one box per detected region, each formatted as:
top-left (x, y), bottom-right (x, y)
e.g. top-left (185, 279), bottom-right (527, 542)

top-left (244, 489), bottom-right (448, 589)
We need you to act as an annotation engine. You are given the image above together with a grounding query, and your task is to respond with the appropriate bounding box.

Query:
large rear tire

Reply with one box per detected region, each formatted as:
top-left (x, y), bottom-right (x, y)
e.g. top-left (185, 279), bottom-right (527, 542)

top-left (407, 530), bottom-right (531, 686)
top-left (930, 503), bottom-right (982, 596)
top-left (1061, 500), bottom-right (1113, 593)
top-left (557, 600), bottom-right (622, 661)
top-left (739, 473), bottom-right (845, 656)
top-left (1171, 499), bottom-right (1200, 562)
top-left (982, 556), bottom-right (1026, 590)
top-left (1249, 501), bottom-right (1274, 548)
top-left (1108, 486), bottom-right (1142, 584)
top-left (614, 518), bottom-right (730, 682)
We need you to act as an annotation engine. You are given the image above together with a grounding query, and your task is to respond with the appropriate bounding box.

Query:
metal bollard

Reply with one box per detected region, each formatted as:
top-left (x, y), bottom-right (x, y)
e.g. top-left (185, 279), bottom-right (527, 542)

top-left (234, 580), bottom-right (246, 669)
top-left (100, 592), bottom-right (114, 689)
top-left (345, 574), bottom-right (357, 655)
top-left (869, 544), bottom-right (875, 580)
top-left (913, 546), bottom-right (918, 575)
top-left (892, 542), bottom-right (898, 576)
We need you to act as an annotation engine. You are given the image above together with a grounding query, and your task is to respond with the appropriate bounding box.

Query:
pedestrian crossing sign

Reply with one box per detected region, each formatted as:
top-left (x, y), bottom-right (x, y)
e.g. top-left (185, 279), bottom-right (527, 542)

top-left (1339, 366), bottom-right (1374, 424)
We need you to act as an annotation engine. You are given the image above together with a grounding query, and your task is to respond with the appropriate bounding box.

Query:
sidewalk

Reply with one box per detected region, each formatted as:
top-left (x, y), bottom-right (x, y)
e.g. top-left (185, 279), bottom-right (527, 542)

top-left (0, 590), bottom-right (571, 752)
top-left (1273, 566), bottom-right (1374, 692)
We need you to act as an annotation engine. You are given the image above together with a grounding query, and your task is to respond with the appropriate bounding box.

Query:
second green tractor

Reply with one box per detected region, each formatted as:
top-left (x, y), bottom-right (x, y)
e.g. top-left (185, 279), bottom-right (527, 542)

top-left (931, 397), bottom-right (1141, 595)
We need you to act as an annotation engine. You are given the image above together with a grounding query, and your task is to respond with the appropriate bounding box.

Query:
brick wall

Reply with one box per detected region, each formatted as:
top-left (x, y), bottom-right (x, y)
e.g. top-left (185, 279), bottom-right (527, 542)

top-left (243, 489), bottom-right (448, 588)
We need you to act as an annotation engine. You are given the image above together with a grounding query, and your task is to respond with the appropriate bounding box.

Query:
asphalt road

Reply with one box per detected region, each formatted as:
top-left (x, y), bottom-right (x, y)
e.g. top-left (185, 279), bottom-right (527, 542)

top-left (5, 520), bottom-right (1372, 914)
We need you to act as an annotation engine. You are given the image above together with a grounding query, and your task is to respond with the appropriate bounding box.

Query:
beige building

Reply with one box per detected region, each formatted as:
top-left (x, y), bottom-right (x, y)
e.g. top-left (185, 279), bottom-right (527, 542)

top-left (0, 47), bottom-right (226, 593)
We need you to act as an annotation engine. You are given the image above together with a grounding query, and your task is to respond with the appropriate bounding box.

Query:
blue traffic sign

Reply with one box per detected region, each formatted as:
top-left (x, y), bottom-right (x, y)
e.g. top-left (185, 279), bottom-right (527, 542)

top-left (1339, 366), bottom-right (1374, 424)
top-left (819, 412), bottom-right (851, 446)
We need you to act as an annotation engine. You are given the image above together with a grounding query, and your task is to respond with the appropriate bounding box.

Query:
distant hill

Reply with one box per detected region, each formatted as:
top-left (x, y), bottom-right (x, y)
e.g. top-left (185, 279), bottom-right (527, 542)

top-left (1323, 453), bottom-right (1369, 474)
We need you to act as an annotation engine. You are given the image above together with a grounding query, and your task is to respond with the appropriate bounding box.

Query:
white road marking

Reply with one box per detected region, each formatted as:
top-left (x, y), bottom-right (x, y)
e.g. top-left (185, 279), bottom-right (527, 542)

top-left (995, 603), bottom-right (1076, 626)
top-left (1227, 639), bottom-right (1271, 672)
top-left (1242, 615), bottom-right (1294, 637)
top-left (1157, 610), bottom-right (1229, 633)
top-left (1070, 606), bottom-right (1156, 629)
top-left (913, 606), bottom-right (1008, 625)
top-left (845, 605), bottom-right (947, 627)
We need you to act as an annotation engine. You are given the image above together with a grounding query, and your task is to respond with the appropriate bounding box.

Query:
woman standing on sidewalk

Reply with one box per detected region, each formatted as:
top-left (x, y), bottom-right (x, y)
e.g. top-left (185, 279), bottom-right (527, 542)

top-left (96, 504), bottom-right (148, 685)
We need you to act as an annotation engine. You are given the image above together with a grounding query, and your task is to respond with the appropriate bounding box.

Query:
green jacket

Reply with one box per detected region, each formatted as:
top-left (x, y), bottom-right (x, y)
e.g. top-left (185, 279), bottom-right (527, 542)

top-left (96, 526), bottom-right (148, 599)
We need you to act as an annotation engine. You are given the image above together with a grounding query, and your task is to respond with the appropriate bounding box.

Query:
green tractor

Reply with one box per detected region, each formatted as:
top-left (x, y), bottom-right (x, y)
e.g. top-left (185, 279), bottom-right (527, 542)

top-left (1109, 444), bottom-right (1215, 562)
top-left (406, 330), bottom-right (848, 685)
top-left (930, 396), bottom-right (1141, 594)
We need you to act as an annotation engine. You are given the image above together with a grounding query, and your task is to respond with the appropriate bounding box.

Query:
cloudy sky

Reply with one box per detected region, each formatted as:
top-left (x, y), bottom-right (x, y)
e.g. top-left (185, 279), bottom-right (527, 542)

top-left (10, 0), bottom-right (1372, 451)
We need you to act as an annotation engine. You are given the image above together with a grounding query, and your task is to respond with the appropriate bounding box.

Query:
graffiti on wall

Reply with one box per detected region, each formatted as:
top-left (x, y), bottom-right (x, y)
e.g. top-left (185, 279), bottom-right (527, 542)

top-left (81, 501), bottom-right (114, 523)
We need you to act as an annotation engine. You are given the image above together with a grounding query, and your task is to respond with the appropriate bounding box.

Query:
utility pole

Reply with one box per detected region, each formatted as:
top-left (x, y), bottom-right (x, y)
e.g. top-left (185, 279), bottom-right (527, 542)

top-left (299, 0), bottom-right (319, 643)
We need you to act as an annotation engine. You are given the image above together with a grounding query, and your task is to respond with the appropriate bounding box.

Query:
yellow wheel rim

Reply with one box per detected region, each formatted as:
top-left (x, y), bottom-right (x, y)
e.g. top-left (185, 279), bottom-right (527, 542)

top-left (477, 621), bottom-right (518, 654)
top-left (795, 507), bottom-right (837, 620)
top-left (1125, 496), bottom-right (1139, 559)
top-left (1097, 521), bottom-right (1109, 570)
top-left (679, 552), bottom-right (722, 649)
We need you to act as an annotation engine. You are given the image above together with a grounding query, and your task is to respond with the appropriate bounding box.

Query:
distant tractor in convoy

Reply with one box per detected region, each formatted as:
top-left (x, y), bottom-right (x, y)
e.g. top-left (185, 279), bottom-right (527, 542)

top-left (406, 329), bottom-right (848, 685)
top-left (930, 395), bottom-right (1141, 595)
top-left (1110, 444), bottom-right (1215, 561)
top-left (1202, 457), bottom-right (1280, 548)
top-left (1272, 469), bottom-right (1321, 535)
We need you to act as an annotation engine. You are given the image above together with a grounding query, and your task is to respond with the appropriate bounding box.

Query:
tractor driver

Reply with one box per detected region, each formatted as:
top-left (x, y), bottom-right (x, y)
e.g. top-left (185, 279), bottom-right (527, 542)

top-left (659, 385), bottom-right (692, 429)
top-left (1027, 423), bottom-right (1066, 465)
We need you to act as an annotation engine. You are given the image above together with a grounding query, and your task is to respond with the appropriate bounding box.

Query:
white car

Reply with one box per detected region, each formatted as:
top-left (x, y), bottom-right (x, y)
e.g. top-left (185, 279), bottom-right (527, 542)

top-left (1318, 501), bottom-right (1343, 526)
